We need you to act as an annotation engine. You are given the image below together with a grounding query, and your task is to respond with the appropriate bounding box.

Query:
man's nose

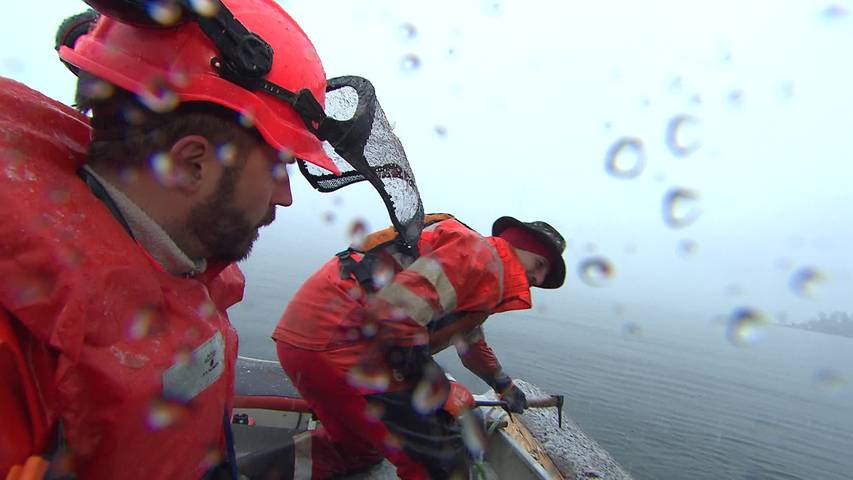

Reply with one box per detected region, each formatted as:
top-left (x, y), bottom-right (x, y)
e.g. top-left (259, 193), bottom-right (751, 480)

top-left (272, 172), bottom-right (293, 207)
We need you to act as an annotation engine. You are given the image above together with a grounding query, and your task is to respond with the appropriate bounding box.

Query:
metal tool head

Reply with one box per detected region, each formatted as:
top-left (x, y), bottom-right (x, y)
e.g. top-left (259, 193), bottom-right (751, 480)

top-left (553, 395), bottom-right (564, 428)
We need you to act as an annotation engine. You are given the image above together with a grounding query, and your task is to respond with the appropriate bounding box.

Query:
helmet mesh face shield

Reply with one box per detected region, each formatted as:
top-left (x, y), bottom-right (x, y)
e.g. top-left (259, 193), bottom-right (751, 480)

top-left (299, 76), bottom-right (425, 252)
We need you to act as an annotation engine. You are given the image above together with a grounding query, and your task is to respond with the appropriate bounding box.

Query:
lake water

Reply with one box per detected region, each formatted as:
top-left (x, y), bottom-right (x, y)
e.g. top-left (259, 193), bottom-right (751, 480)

top-left (231, 261), bottom-right (853, 480)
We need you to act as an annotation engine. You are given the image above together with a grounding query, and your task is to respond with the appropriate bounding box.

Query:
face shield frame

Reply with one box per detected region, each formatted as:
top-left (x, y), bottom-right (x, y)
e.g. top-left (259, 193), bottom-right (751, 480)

top-left (297, 76), bottom-right (425, 254)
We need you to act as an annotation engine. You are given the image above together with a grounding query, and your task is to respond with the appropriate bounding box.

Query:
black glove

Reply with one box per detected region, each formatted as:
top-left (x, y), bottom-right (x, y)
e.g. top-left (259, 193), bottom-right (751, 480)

top-left (494, 376), bottom-right (527, 414)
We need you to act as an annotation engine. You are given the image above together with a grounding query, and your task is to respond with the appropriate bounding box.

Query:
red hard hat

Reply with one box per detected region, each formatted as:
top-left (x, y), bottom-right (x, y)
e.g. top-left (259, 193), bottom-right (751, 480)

top-left (59, 0), bottom-right (339, 174)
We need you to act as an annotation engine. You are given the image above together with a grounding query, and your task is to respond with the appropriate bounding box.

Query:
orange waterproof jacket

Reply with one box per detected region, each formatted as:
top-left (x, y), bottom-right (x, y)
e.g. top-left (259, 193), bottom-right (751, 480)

top-left (273, 217), bottom-right (532, 383)
top-left (0, 77), bottom-right (244, 479)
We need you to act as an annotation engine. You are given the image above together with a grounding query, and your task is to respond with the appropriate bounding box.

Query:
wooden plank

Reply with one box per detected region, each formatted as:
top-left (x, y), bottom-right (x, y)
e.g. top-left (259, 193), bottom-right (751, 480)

top-left (502, 414), bottom-right (565, 480)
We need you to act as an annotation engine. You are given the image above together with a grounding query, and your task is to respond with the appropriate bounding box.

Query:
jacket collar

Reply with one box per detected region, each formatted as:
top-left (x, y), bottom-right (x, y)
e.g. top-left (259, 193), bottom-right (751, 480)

top-left (82, 165), bottom-right (207, 277)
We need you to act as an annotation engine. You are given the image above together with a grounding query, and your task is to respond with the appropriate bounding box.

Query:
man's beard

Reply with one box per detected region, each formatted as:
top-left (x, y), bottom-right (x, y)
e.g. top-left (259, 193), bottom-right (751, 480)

top-left (187, 167), bottom-right (275, 262)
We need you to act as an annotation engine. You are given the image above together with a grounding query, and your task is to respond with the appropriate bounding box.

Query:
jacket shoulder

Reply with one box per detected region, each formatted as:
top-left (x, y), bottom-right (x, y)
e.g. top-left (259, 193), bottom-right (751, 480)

top-left (0, 76), bottom-right (90, 172)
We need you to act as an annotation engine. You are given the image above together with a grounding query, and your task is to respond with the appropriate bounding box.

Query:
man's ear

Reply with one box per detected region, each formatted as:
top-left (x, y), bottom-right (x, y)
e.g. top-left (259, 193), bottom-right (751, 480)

top-left (168, 135), bottom-right (217, 193)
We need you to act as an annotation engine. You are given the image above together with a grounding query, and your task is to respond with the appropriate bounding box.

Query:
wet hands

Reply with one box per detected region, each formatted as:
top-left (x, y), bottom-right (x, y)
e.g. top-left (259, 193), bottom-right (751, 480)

top-left (495, 378), bottom-right (527, 414)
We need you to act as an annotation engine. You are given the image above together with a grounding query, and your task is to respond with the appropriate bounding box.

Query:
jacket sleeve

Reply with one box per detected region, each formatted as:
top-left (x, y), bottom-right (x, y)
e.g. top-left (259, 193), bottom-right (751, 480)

top-left (370, 224), bottom-right (506, 347)
top-left (456, 326), bottom-right (508, 388)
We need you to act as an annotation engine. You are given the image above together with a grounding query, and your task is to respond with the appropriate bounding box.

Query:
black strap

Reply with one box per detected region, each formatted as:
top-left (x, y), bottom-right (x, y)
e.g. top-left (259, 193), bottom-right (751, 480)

top-left (336, 249), bottom-right (378, 292)
top-left (77, 167), bottom-right (135, 239)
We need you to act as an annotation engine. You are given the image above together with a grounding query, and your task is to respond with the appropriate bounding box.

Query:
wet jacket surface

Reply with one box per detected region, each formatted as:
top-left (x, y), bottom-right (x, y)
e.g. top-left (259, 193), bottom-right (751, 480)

top-left (0, 77), bottom-right (244, 479)
top-left (273, 217), bottom-right (533, 386)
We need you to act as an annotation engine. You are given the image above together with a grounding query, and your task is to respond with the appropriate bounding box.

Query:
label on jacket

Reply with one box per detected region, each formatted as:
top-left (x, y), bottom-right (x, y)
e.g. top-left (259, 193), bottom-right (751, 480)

top-left (162, 332), bottom-right (225, 403)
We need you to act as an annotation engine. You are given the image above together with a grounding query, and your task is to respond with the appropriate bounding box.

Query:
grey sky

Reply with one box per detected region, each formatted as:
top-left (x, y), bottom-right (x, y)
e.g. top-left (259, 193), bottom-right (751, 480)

top-left (3, 1), bottom-right (851, 327)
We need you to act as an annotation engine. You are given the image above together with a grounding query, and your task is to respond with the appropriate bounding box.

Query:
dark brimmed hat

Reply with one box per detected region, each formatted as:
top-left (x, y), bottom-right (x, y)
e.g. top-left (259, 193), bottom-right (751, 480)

top-left (492, 216), bottom-right (566, 289)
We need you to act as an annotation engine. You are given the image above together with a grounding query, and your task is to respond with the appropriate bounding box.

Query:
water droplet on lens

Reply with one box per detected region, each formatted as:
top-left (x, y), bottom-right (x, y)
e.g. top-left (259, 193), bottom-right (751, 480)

top-left (605, 137), bottom-right (645, 179)
top-left (372, 263), bottom-right (395, 289)
top-left (384, 433), bottom-right (403, 450)
top-left (146, 398), bottom-right (188, 430)
top-left (400, 54), bottom-right (421, 72)
top-left (129, 306), bottom-right (159, 340)
top-left (48, 188), bottom-right (71, 204)
top-left (345, 327), bottom-right (360, 341)
top-left (726, 307), bottom-right (768, 347)
top-left (348, 219), bottom-right (369, 249)
top-left (199, 446), bottom-right (223, 471)
top-left (361, 322), bottom-right (378, 338)
top-left (662, 188), bottom-right (701, 228)
top-left (666, 114), bottom-right (701, 157)
top-left (80, 78), bottom-right (115, 101)
top-left (813, 367), bottom-right (847, 390)
top-left (137, 79), bottom-right (179, 113)
top-left (459, 411), bottom-right (487, 457)
top-left (399, 22), bottom-right (417, 40)
top-left (481, 0), bottom-right (502, 15)
top-left (196, 300), bottom-right (216, 319)
top-left (149, 152), bottom-right (176, 186)
top-left (173, 348), bottom-right (192, 367)
top-left (54, 245), bottom-right (84, 268)
top-left (278, 149), bottom-right (294, 163)
top-left (146, 1), bottom-right (182, 25)
top-left (412, 372), bottom-right (448, 414)
top-left (271, 162), bottom-right (289, 182)
top-left (669, 75), bottom-right (683, 91)
top-left (451, 334), bottom-right (470, 354)
top-left (822, 4), bottom-right (849, 19)
top-left (678, 239), bottom-right (698, 256)
top-left (11, 272), bottom-right (54, 306)
top-left (434, 125), bottom-right (448, 138)
top-left (215, 143), bottom-right (237, 167)
top-left (727, 90), bottom-right (744, 107)
top-left (347, 363), bottom-right (390, 391)
top-left (365, 401), bottom-right (386, 421)
top-left (118, 167), bottom-right (139, 184)
top-left (189, 0), bottom-right (219, 16)
top-left (239, 111), bottom-right (255, 128)
top-left (578, 256), bottom-right (614, 287)
top-left (122, 105), bottom-right (147, 126)
top-left (346, 287), bottom-right (362, 301)
top-left (789, 267), bottom-right (826, 298)
top-left (623, 322), bottom-right (642, 336)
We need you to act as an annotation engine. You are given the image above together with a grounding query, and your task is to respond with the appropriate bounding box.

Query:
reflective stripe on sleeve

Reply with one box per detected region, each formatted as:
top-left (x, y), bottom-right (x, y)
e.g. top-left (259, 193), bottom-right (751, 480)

top-left (480, 239), bottom-right (504, 302)
top-left (377, 283), bottom-right (436, 326)
top-left (407, 256), bottom-right (458, 313)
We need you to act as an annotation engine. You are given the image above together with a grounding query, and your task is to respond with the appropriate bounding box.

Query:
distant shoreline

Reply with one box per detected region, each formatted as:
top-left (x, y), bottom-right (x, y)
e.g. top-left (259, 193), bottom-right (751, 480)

top-left (781, 312), bottom-right (853, 339)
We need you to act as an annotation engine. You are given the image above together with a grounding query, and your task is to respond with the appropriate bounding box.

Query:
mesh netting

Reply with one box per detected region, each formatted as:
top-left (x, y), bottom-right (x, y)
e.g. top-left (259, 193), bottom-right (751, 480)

top-left (298, 77), bottom-right (424, 249)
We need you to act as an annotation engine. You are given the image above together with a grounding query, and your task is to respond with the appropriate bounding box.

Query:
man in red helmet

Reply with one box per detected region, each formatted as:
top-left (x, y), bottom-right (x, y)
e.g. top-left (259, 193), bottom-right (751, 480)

top-left (0, 1), bottom-right (347, 478)
top-left (273, 214), bottom-right (567, 479)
